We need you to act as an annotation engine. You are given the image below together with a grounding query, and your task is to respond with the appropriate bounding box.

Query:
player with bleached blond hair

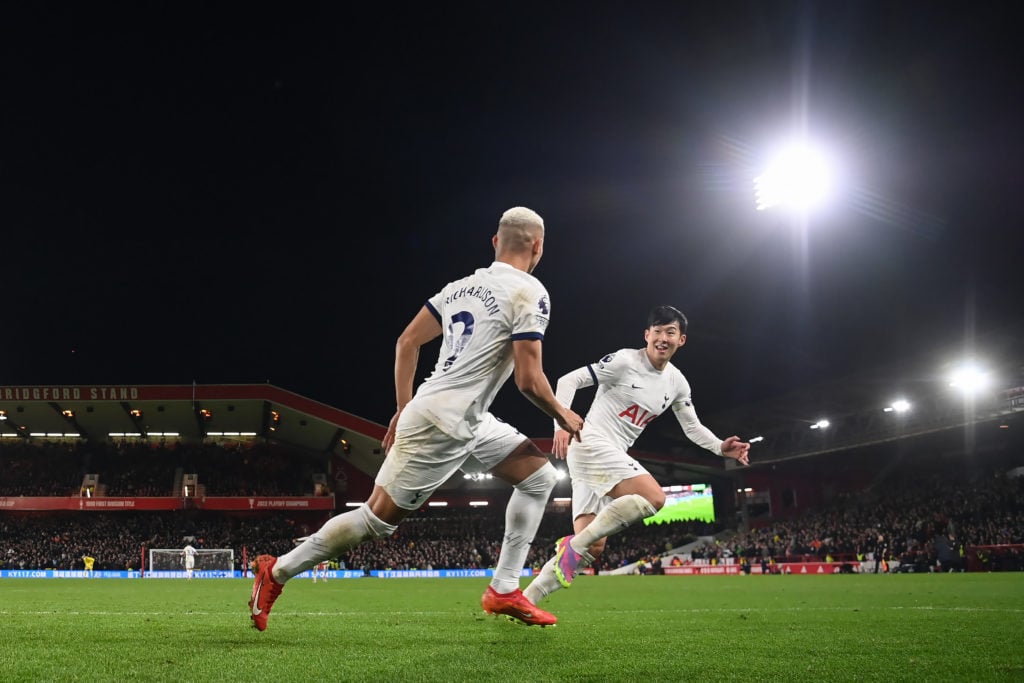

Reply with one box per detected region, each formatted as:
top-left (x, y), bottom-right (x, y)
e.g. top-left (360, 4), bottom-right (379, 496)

top-left (248, 206), bottom-right (584, 631)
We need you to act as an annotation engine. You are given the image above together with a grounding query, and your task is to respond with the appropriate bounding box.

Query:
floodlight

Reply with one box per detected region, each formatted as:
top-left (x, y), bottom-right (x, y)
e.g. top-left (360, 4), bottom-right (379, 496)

top-left (755, 142), bottom-right (834, 211)
top-left (949, 363), bottom-right (991, 395)
top-left (884, 399), bottom-right (911, 413)
top-left (810, 419), bottom-right (830, 430)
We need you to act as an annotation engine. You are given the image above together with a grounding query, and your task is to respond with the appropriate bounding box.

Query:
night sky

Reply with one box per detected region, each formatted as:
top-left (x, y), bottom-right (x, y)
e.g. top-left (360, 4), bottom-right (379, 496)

top-left (4, 3), bottom-right (1022, 443)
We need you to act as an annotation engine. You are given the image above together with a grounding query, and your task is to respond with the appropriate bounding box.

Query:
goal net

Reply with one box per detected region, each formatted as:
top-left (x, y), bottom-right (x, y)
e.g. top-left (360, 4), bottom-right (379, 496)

top-left (147, 548), bottom-right (235, 578)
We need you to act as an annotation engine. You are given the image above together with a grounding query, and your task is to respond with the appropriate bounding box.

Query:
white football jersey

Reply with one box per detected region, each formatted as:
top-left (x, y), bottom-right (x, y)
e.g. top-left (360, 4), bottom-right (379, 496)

top-left (554, 347), bottom-right (722, 455)
top-left (412, 261), bottom-right (551, 439)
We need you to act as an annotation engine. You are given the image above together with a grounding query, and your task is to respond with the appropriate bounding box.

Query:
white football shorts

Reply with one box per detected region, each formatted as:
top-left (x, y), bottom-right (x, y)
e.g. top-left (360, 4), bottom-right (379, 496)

top-left (567, 431), bottom-right (651, 518)
top-left (375, 404), bottom-right (528, 510)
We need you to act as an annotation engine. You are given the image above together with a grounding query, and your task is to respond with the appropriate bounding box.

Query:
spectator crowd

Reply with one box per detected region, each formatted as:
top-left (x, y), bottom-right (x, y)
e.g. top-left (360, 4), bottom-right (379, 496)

top-left (2, 440), bottom-right (1022, 573)
top-left (1, 440), bottom-right (323, 497)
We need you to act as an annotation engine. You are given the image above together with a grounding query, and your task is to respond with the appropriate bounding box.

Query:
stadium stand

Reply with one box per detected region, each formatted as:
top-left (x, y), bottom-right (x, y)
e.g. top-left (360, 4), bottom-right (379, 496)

top-left (2, 382), bottom-right (1022, 574)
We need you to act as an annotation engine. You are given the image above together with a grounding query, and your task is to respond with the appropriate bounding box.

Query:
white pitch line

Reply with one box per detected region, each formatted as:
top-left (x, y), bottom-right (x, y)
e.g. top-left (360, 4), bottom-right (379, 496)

top-left (1, 605), bottom-right (1022, 617)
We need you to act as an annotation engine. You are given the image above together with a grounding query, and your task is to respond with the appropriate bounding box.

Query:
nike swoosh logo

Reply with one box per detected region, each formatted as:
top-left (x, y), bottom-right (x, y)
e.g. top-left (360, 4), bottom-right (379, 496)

top-left (631, 384), bottom-right (642, 389)
top-left (251, 580), bottom-right (264, 615)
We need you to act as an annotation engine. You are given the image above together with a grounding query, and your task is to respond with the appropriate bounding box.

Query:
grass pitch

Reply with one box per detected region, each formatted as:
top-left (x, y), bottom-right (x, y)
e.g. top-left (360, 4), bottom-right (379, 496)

top-left (2, 573), bottom-right (1023, 682)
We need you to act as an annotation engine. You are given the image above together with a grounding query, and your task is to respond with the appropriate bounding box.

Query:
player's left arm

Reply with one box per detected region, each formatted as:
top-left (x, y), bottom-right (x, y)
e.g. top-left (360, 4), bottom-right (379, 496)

top-left (510, 283), bottom-right (583, 441)
top-left (513, 339), bottom-right (584, 441)
top-left (672, 400), bottom-right (750, 466)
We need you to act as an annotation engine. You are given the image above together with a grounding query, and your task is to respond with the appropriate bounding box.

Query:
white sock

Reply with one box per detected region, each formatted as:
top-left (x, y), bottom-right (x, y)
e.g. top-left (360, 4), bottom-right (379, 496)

top-left (523, 554), bottom-right (562, 604)
top-left (273, 505), bottom-right (396, 583)
top-left (524, 529), bottom-right (601, 604)
top-left (570, 494), bottom-right (657, 555)
top-left (489, 463), bottom-right (556, 594)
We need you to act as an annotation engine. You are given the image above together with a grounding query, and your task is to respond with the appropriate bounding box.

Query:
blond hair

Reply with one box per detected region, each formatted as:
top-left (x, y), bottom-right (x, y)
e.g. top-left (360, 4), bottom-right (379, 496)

top-left (497, 206), bottom-right (544, 252)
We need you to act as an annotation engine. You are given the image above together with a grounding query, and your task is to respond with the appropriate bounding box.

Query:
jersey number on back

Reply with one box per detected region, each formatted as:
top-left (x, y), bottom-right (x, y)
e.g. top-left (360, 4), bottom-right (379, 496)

top-left (443, 311), bottom-right (475, 371)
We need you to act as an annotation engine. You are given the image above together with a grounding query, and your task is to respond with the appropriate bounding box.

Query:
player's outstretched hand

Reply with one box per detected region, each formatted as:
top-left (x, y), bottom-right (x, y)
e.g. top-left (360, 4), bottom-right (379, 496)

top-left (721, 436), bottom-right (751, 466)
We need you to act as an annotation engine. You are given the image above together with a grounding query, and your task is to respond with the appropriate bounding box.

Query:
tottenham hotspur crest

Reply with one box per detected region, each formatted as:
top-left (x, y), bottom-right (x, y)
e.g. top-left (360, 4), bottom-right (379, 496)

top-left (537, 295), bottom-right (549, 315)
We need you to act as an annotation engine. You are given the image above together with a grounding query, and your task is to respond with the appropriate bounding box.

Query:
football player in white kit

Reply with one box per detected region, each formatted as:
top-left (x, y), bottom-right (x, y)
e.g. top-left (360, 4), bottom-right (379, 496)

top-left (182, 544), bottom-right (197, 581)
top-left (524, 305), bottom-right (750, 606)
top-left (248, 207), bottom-right (584, 631)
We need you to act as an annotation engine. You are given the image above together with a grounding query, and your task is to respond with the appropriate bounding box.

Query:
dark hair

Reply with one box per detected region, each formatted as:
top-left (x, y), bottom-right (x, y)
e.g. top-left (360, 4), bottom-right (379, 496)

top-left (647, 305), bottom-right (688, 333)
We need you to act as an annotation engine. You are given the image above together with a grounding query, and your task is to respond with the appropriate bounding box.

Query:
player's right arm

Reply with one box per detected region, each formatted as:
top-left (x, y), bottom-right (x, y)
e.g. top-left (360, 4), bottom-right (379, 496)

top-left (382, 306), bottom-right (443, 453)
top-left (512, 339), bottom-right (583, 442)
top-left (551, 365), bottom-right (595, 458)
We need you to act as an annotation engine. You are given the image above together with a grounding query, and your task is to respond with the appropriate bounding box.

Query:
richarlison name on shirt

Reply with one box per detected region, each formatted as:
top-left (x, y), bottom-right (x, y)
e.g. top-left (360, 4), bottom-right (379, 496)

top-left (444, 286), bottom-right (501, 316)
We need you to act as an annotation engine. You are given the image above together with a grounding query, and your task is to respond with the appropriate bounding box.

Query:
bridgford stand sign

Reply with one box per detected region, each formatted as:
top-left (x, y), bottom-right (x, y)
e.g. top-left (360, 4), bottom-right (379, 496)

top-left (1, 386), bottom-right (140, 401)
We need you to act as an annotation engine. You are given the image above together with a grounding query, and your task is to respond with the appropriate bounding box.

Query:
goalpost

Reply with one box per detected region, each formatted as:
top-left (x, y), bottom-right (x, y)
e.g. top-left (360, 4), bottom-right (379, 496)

top-left (147, 548), bottom-right (235, 578)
